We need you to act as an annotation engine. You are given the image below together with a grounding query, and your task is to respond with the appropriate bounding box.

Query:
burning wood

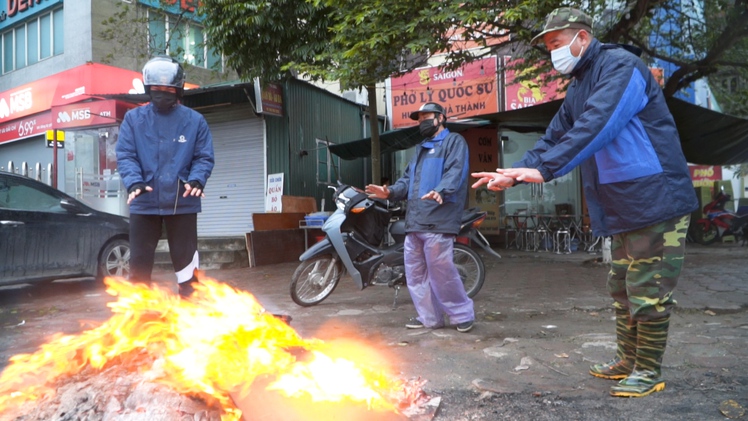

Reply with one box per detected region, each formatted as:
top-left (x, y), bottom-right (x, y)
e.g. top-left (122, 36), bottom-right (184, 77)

top-left (0, 277), bottom-right (439, 421)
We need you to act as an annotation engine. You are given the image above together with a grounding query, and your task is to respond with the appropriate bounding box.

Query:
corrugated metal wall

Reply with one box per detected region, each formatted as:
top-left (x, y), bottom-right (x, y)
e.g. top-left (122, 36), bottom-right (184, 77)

top-left (266, 79), bottom-right (367, 212)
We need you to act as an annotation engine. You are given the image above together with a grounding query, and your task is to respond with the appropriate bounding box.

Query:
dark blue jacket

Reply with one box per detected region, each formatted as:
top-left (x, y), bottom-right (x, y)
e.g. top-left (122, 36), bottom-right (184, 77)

top-left (116, 103), bottom-right (214, 215)
top-left (388, 129), bottom-right (469, 235)
top-left (515, 39), bottom-right (698, 236)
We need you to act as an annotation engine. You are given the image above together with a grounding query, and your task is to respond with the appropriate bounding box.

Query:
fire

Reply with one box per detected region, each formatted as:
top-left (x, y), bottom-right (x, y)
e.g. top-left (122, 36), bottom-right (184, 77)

top-left (0, 276), bottom-right (406, 420)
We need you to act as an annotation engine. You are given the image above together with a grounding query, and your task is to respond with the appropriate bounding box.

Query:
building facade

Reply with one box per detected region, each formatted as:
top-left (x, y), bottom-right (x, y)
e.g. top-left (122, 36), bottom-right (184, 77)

top-left (0, 0), bottom-right (369, 238)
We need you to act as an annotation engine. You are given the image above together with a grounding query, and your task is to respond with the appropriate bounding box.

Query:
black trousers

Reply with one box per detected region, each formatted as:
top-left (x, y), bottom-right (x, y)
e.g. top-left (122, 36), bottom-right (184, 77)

top-left (129, 213), bottom-right (198, 284)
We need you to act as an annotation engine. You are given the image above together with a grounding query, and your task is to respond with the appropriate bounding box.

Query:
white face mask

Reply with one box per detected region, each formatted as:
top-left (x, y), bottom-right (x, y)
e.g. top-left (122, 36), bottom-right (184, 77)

top-left (551, 31), bottom-right (584, 74)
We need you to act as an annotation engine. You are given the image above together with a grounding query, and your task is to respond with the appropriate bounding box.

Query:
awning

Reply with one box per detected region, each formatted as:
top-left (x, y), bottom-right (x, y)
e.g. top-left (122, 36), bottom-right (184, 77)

top-left (330, 97), bottom-right (748, 165)
top-left (96, 82), bottom-right (257, 111)
top-left (328, 122), bottom-right (489, 160)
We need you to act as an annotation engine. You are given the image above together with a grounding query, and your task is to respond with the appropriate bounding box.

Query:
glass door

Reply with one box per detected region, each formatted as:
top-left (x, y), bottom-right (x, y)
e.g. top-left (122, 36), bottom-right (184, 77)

top-left (499, 130), bottom-right (582, 220)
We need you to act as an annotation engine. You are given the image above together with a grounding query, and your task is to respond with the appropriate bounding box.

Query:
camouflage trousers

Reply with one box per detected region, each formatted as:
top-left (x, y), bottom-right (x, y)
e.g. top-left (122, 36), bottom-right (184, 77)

top-left (607, 214), bottom-right (691, 322)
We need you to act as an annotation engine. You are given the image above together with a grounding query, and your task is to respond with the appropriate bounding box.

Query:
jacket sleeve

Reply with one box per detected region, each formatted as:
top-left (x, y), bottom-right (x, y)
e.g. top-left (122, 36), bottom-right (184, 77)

top-left (523, 53), bottom-right (649, 182)
top-left (187, 116), bottom-right (215, 186)
top-left (434, 134), bottom-right (469, 196)
top-left (513, 104), bottom-right (573, 170)
top-left (115, 112), bottom-right (143, 190)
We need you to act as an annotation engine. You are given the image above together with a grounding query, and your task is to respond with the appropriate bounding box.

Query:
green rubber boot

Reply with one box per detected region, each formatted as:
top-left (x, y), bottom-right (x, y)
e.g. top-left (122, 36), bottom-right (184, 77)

top-left (610, 316), bottom-right (669, 397)
top-left (589, 308), bottom-right (636, 380)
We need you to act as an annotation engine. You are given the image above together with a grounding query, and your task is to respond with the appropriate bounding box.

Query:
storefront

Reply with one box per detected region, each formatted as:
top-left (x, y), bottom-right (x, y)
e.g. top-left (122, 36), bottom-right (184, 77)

top-left (0, 63), bottom-right (144, 214)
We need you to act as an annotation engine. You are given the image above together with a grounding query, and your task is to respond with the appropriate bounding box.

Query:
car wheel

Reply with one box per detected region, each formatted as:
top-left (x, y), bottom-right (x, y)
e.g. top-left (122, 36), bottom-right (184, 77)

top-left (97, 239), bottom-right (131, 281)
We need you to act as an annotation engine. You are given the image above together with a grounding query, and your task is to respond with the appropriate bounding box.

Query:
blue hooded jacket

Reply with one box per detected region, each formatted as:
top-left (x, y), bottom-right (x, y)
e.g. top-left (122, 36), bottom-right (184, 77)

top-left (387, 129), bottom-right (469, 235)
top-left (514, 39), bottom-right (698, 236)
top-left (116, 103), bottom-right (214, 215)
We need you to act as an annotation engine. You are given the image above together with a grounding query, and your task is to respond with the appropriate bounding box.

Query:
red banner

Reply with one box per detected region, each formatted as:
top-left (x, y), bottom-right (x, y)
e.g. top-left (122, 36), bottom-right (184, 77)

top-left (0, 63), bottom-right (144, 125)
top-left (389, 57), bottom-right (499, 128)
top-left (504, 57), bottom-right (566, 110)
top-left (0, 112), bottom-right (53, 144)
top-left (689, 165), bottom-right (722, 188)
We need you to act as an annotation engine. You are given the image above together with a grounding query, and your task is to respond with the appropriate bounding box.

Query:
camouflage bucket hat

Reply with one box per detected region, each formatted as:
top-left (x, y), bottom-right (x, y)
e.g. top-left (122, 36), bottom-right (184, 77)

top-left (530, 7), bottom-right (593, 46)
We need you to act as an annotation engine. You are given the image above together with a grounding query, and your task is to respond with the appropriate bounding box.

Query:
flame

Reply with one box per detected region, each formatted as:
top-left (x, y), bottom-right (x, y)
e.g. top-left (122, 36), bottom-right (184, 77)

top-left (0, 276), bottom-right (405, 420)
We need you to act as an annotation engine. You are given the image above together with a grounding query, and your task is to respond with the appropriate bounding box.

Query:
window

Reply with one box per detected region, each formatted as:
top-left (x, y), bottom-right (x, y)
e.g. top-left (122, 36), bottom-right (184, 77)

top-left (0, 177), bottom-right (64, 213)
top-left (1, 7), bottom-right (63, 74)
top-left (147, 9), bottom-right (223, 72)
top-left (315, 139), bottom-right (340, 185)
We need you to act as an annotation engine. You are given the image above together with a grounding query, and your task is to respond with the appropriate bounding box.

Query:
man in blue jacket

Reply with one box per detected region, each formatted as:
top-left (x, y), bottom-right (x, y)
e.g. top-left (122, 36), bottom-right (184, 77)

top-left (366, 102), bottom-right (475, 333)
top-left (116, 56), bottom-right (215, 297)
top-left (473, 8), bottom-right (698, 397)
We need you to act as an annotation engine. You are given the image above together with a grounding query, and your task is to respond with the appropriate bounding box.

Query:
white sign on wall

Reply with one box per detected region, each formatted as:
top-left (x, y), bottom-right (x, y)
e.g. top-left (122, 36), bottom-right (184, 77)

top-left (265, 173), bottom-right (284, 212)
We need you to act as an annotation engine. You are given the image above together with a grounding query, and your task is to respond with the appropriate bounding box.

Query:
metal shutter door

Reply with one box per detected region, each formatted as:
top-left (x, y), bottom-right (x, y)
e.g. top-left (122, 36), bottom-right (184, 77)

top-left (198, 110), bottom-right (266, 237)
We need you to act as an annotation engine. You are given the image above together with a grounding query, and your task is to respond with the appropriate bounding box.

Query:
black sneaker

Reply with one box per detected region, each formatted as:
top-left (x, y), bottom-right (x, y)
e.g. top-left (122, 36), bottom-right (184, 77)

top-left (456, 320), bottom-right (474, 333)
top-left (405, 318), bottom-right (425, 329)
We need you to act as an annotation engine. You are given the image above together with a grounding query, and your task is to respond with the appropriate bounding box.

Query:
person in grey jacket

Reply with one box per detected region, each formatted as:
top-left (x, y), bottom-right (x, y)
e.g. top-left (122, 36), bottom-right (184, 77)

top-left (116, 56), bottom-right (214, 297)
top-left (366, 102), bottom-right (474, 333)
top-left (472, 8), bottom-right (698, 397)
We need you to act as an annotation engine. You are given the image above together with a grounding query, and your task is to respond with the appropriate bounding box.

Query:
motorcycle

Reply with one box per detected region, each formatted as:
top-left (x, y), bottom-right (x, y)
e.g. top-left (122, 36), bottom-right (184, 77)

top-left (290, 183), bottom-right (501, 307)
top-left (689, 190), bottom-right (748, 245)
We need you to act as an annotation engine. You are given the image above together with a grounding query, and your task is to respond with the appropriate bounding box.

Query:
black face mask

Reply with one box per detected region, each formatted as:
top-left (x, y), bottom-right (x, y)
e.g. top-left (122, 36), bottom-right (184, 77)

top-left (419, 118), bottom-right (440, 138)
top-left (150, 90), bottom-right (178, 113)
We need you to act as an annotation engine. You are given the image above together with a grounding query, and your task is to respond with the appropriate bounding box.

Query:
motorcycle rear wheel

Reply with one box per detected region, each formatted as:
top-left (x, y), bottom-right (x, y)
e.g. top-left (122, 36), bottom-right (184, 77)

top-left (290, 255), bottom-right (343, 306)
top-left (690, 222), bottom-right (719, 245)
top-left (453, 243), bottom-right (485, 298)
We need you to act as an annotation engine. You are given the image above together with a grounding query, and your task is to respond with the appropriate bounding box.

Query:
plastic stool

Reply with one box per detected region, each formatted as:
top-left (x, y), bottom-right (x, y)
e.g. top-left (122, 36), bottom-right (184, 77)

top-left (535, 228), bottom-right (551, 252)
top-left (554, 228), bottom-right (571, 254)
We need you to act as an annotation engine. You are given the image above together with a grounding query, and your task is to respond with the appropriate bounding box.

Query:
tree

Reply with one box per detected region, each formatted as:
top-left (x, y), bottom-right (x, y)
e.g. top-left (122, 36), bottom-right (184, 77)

top-left (98, 0), bottom-right (227, 85)
top-left (198, 0), bottom-right (748, 176)
top-left (200, 0), bottom-right (460, 183)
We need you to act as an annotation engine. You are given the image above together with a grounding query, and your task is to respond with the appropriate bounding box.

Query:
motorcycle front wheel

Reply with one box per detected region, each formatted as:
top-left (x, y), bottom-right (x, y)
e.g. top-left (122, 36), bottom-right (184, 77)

top-left (690, 222), bottom-right (719, 245)
top-left (290, 255), bottom-right (343, 306)
top-left (453, 243), bottom-right (485, 298)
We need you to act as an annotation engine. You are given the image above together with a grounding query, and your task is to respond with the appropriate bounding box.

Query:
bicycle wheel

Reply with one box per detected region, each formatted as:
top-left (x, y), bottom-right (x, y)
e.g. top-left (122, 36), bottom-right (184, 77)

top-left (290, 255), bottom-right (343, 306)
top-left (453, 243), bottom-right (485, 298)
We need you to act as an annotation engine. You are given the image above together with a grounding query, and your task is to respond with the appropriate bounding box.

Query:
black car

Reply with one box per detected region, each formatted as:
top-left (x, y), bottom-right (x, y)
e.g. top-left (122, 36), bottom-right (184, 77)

top-left (0, 171), bottom-right (130, 286)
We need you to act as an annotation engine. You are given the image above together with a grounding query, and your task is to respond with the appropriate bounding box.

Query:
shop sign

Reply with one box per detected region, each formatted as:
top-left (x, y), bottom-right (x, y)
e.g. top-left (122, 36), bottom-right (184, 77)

top-left (0, 0), bottom-right (62, 31)
top-left (464, 127), bottom-right (500, 234)
top-left (389, 57), bottom-right (499, 128)
top-left (0, 63), bottom-right (144, 125)
top-left (504, 57), bottom-right (565, 111)
top-left (265, 173), bottom-right (284, 212)
top-left (0, 111), bottom-right (52, 144)
top-left (139, 0), bottom-right (203, 20)
top-left (260, 83), bottom-right (283, 117)
top-left (689, 165), bottom-right (722, 188)
top-left (45, 129), bottom-right (64, 148)
top-left (50, 100), bottom-right (134, 130)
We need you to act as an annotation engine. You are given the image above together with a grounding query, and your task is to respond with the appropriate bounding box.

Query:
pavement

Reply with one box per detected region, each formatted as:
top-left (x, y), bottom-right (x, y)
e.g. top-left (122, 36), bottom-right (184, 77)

top-left (192, 241), bottom-right (748, 420)
top-left (1, 241), bottom-right (746, 420)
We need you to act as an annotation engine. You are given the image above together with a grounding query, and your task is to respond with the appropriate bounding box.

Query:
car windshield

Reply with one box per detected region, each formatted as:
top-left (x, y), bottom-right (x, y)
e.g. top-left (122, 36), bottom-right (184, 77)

top-left (0, 178), bottom-right (65, 213)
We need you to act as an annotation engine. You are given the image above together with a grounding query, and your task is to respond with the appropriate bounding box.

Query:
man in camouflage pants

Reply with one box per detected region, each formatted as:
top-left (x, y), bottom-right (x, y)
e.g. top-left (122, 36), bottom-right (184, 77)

top-left (472, 7), bottom-right (698, 397)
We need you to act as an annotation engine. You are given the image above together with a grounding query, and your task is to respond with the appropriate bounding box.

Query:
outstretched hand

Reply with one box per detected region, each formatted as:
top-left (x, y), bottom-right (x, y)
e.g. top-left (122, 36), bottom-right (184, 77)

top-left (421, 190), bottom-right (443, 204)
top-left (471, 172), bottom-right (514, 191)
top-left (497, 168), bottom-right (544, 184)
top-left (365, 184), bottom-right (389, 199)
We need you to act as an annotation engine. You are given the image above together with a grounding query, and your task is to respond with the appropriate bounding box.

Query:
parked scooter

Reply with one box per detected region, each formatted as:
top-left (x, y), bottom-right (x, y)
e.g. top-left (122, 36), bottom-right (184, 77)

top-left (689, 190), bottom-right (748, 245)
top-left (290, 183), bottom-right (500, 307)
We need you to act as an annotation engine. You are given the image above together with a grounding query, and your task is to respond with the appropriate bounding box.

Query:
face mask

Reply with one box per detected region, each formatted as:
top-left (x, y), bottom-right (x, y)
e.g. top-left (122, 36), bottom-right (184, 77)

top-left (419, 118), bottom-right (440, 138)
top-left (551, 31), bottom-right (584, 75)
top-left (150, 90), bottom-right (178, 112)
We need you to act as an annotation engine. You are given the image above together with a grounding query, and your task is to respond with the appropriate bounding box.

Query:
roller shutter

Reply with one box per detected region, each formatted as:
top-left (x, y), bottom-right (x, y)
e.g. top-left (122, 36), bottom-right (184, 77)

top-left (198, 106), bottom-right (266, 237)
